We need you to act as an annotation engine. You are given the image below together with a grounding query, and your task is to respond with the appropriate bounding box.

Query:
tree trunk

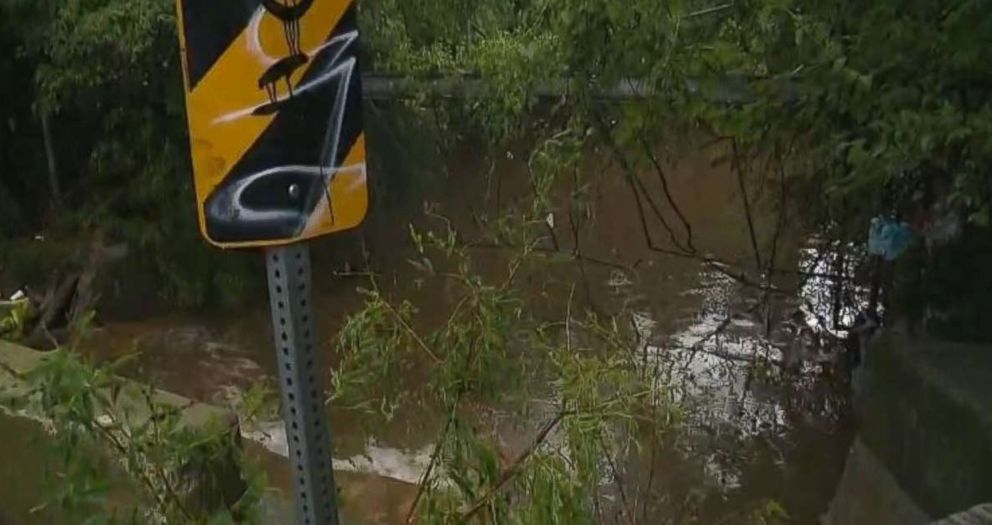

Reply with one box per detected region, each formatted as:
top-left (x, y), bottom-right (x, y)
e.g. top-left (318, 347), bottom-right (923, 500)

top-left (39, 110), bottom-right (61, 206)
top-left (67, 236), bottom-right (105, 328)
top-left (25, 271), bottom-right (79, 349)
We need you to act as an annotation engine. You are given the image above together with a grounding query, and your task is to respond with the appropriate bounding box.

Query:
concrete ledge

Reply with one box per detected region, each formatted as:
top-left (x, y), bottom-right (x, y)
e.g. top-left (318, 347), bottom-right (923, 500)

top-left (0, 339), bottom-right (228, 429)
top-left (858, 332), bottom-right (992, 518)
top-left (0, 340), bottom-right (419, 524)
top-left (825, 437), bottom-right (930, 525)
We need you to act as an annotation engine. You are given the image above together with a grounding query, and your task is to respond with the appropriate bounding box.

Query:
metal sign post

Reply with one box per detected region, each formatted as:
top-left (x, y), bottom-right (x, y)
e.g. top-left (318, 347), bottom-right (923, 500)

top-left (173, 0), bottom-right (368, 522)
top-left (265, 243), bottom-right (337, 525)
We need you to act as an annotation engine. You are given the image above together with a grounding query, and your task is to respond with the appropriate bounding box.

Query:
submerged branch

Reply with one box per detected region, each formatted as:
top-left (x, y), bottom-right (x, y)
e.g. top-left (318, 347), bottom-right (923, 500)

top-left (594, 109), bottom-right (692, 255)
top-left (673, 344), bottom-right (785, 367)
top-left (592, 108), bottom-right (795, 295)
top-left (732, 140), bottom-right (764, 271)
top-left (766, 159), bottom-right (788, 277)
top-left (679, 297), bottom-right (771, 372)
top-left (640, 137), bottom-right (695, 252)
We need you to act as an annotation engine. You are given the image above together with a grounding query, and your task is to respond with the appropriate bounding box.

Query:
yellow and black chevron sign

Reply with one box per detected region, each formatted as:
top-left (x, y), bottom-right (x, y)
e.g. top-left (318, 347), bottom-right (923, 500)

top-left (174, 0), bottom-right (367, 248)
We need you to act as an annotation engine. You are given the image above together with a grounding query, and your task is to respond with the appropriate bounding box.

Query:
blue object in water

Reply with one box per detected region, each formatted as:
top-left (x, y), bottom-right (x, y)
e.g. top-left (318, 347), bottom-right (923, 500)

top-left (868, 217), bottom-right (913, 261)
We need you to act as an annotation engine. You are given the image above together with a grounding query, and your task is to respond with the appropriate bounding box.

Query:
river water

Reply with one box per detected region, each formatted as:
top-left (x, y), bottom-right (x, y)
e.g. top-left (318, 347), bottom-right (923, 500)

top-left (2, 127), bottom-right (863, 523)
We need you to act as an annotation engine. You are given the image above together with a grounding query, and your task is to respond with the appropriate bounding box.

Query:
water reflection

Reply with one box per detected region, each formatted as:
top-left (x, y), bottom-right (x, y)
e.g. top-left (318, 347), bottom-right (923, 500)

top-left (602, 247), bottom-right (856, 523)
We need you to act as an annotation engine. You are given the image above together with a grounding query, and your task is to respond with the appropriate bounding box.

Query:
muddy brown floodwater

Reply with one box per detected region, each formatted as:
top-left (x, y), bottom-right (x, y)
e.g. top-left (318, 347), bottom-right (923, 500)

top-left (2, 136), bottom-right (862, 524)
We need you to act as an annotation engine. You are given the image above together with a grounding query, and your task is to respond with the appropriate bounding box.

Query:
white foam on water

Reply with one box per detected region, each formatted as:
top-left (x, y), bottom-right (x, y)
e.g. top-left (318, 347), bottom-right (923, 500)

top-left (244, 421), bottom-right (434, 484)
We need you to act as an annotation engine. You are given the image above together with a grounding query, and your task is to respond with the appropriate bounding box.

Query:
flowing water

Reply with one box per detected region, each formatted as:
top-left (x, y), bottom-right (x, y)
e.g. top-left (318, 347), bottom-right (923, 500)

top-left (1, 130), bottom-right (865, 523)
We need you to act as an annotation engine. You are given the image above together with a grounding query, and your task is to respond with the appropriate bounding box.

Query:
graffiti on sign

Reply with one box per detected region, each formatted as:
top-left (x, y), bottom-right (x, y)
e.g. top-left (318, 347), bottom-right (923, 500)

top-left (175, 0), bottom-right (366, 247)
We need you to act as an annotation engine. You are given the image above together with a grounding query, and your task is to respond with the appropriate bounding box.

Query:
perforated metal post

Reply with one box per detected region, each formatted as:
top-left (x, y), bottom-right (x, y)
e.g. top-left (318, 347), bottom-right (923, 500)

top-left (265, 243), bottom-right (339, 525)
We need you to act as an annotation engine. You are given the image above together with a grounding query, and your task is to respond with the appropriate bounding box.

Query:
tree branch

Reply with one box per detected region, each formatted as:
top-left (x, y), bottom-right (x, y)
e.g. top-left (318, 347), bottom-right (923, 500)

top-left (640, 137), bottom-right (695, 252)
top-left (732, 140), bottom-right (763, 270)
top-left (766, 157), bottom-right (788, 276)
top-left (593, 107), bottom-right (693, 254)
top-left (366, 271), bottom-right (443, 364)
top-left (460, 411), bottom-right (566, 521)
top-left (406, 407), bottom-right (457, 523)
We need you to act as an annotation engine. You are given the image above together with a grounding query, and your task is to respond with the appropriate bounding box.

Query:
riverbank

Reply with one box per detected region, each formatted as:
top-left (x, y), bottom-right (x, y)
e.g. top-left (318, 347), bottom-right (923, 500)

top-left (0, 340), bottom-right (418, 525)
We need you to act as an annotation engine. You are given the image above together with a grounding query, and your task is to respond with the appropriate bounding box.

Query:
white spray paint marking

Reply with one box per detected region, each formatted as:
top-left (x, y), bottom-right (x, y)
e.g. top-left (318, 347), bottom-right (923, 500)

top-left (247, 7), bottom-right (276, 66)
top-left (300, 163), bottom-right (366, 236)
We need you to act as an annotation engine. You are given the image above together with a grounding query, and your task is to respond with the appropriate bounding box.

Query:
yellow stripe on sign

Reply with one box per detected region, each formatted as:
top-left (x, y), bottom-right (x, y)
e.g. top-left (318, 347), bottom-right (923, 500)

top-left (183, 0), bottom-right (353, 207)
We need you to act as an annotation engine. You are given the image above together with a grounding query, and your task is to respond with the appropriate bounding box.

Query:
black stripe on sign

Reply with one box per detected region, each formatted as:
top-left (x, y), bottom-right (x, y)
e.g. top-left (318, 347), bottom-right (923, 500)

top-left (182, 0), bottom-right (260, 90)
top-left (203, 5), bottom-right (365, 244)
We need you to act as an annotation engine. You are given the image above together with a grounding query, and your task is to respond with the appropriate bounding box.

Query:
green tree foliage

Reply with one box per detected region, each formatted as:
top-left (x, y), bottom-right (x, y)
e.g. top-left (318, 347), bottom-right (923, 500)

top-left (363, 0), bottom-right (992, 235)
top-left (329, 219), bottom-right (683, 523)
top-left (333, 1), bottom-right (992, 519)
top-left (0, 347), bottom-right (269, 523)
top-left (1, 0), bottom-right (990, 520)
top-left (360, 0), bottom-right (992, 342)
top-left (0, 0), bottom-right (249, 306)
top-left (3, 0), bottom-right (987, 298)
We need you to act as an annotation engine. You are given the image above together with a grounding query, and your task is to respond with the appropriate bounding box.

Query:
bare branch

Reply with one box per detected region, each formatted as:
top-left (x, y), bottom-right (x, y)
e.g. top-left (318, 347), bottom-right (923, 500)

top-left (766, 158), bottom-right (788, 277)
top-left (640, 138), bottom-right (695, 252)
top-left (460, 411), bottom-right (566, 521)
top-left (731, 140), bottom-right (763, 270)
top-left (369, 273), bottom-right (442, 364)
top-left (406, 408), bottom-right (456, 523)
top-left (592, 107), bottom-right (693, 254)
